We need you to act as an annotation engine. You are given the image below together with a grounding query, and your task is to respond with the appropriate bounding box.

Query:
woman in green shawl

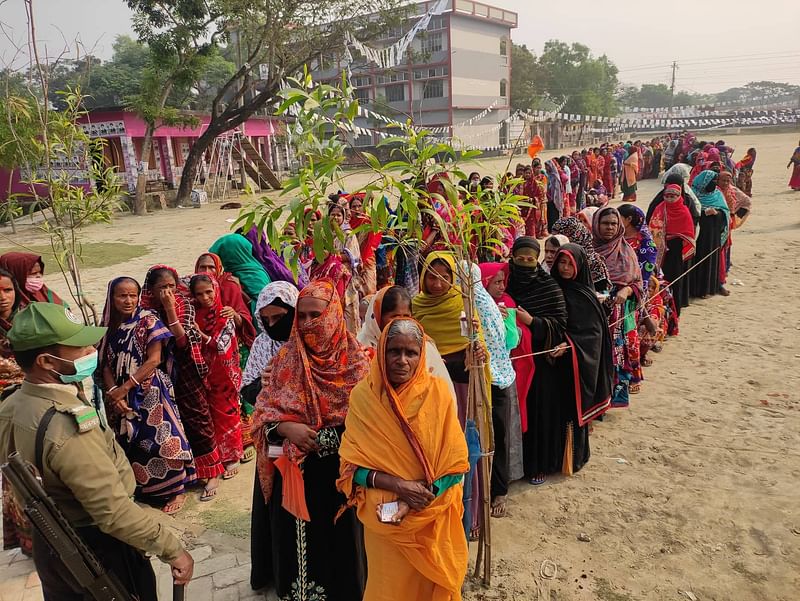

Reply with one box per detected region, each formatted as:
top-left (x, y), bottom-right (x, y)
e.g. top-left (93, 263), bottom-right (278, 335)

top-left (208, 234), bottom-right (272, 316)
top-left (688, 170), bottom-right (730, 299)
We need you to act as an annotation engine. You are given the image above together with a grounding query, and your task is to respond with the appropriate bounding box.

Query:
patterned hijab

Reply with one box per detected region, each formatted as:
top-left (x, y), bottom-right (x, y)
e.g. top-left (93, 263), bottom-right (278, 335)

top-left (251, 281), bottom-right (369, 512)
top-left (551, 217), bottom-right (611, 288)
top-left (591, 207), bottom-right (643, 295)
top-left (254, 280), bottom-right (369, 433)
top-left (460, 262), bottom-right (514, 389)
top-left (241, 281), bottom-right (299, 387)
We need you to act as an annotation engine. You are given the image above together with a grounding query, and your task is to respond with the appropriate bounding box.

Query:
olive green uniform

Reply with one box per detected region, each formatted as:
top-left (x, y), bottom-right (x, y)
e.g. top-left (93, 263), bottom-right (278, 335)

top-left (0, 381), bottom-right (183, 598)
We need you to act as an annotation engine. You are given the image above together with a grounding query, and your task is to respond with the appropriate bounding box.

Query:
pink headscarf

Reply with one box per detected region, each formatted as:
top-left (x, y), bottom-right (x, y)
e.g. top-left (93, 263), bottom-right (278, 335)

top-left (478, 262), bottom-right (533, 432)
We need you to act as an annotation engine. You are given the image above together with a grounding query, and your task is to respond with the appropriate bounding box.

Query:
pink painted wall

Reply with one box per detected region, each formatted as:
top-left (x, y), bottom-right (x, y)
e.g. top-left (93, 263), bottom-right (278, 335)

top-left (0, 167), bottom-right (88, 203)
top-left (2, 110), bottom-right (281, 202)
top-left (77, 110), bottom-right (277, 138)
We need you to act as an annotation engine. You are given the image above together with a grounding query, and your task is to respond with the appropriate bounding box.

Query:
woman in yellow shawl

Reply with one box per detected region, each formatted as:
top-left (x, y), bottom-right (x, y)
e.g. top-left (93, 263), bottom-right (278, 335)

top-left (412, 251), bottom-right (489, 539)
top-left (412, 251), bottom-right (483, 426)
top-left (338, 318), bottom-right (470, 601)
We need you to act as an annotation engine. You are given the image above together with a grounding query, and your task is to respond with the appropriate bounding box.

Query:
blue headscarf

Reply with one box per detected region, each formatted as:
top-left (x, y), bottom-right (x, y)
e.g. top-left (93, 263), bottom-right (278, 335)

top-left (691, 170), bottom-right (730, 244)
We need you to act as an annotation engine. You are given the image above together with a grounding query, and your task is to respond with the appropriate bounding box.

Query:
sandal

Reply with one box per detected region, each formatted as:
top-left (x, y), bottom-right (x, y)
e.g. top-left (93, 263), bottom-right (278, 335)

top-left (241, 446), bottom-right (256, 464)
top-left (529, 474), bottom-right (546, 486)
top-left (491, 496), bottom-right (508, 518)
top-left (630, 383), bottom-right (641, 394)
top-left (163, 494), bottom-right (186, 515)
top-left (642, 358), bottom-right (654, 367)
top-left (200, 479), bottom-right (219, 502)
top-left (469, 526), bottom-right (481, 541)
top-left (223, 462), bottom-right (240, 480)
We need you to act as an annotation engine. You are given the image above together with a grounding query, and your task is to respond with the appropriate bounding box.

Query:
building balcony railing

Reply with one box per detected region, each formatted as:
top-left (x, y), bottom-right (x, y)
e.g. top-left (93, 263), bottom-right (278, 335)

top-left (451, 0), bottom-right (518, 26)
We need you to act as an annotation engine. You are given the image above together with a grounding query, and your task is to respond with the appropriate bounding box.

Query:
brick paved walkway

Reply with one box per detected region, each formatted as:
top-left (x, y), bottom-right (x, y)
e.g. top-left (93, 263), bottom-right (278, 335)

top-left (0, 537), bottom-right (276, 601)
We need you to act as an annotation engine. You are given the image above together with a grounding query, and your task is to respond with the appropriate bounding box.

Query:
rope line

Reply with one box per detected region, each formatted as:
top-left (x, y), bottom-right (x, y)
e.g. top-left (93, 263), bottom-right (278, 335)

top-left (510, 244), bottom-right (723, 361)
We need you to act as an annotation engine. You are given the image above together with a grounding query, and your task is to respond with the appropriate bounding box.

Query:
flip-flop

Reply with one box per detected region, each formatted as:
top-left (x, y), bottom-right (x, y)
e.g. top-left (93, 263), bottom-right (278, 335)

top-left (200, 483), bottom-right (219, 502)
top-left (163, 495), bottom-right (186, 515)
top-left (241, 446), bottom-right (256, 464)
top-left (529, 475), bottom-right (546, 486)
top-left (223, 462), bottom-right (240, 480)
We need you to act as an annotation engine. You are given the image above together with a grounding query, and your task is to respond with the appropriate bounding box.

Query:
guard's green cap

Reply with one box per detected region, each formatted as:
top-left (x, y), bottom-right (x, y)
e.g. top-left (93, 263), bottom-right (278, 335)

top-left (7, 302), bottom-right (106, 352)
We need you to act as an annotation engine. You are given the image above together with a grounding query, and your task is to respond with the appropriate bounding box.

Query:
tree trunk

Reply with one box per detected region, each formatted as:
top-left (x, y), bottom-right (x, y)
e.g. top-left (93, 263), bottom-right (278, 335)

top-left (133, 124), bottom-right (156, 216)
top-left (176, 125), bottom-right (220, 205)
top-left (6, 176), bottom-right (16, 233)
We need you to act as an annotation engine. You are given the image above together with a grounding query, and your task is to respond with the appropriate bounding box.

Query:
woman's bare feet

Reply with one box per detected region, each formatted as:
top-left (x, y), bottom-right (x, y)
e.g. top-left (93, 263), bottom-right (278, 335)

top-left (163, 493), bottom-right (186, 515)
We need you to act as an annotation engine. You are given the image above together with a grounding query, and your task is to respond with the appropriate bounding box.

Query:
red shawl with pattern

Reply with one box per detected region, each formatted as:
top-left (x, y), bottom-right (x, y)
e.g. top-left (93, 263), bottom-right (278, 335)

top-left (251, 280), bottom-right (370, 513)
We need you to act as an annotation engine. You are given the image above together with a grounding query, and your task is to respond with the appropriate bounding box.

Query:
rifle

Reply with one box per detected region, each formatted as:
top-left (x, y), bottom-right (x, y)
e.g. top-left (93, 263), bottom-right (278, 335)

top-left (1, 452), bottom-right (132, 601)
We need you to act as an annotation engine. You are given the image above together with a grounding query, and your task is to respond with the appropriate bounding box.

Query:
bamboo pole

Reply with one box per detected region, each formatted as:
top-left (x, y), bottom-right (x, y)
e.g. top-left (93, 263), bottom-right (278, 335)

top-left (457, 258), bottom-right (493, 586)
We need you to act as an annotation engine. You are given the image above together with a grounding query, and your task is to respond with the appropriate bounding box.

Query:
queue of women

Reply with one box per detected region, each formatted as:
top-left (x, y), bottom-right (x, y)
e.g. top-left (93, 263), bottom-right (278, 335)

top-left (0, 129), bottom-right (756, 600)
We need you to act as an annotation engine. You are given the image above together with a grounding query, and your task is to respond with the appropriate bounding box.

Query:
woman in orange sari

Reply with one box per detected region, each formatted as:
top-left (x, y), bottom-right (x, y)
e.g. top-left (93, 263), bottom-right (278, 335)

top-left (338, 318), bottom-right (469, 601)
top-left (621, 148), bottom-right (640, 202)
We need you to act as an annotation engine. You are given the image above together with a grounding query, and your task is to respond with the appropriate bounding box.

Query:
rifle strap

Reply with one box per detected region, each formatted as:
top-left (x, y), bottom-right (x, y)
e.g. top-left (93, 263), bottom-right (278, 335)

top-left (35, 407), bottom-right (58, 477)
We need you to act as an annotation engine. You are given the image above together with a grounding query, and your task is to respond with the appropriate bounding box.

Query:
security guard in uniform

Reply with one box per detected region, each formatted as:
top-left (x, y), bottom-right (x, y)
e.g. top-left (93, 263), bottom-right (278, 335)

top-left (0, 302), bottom-right (194, 600)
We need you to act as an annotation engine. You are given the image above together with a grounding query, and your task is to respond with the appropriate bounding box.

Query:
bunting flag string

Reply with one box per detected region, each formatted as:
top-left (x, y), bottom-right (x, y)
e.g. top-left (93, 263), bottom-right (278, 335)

top-left (344, 0), bottom-right (448, 70)
top-left (621, 91), bottom-right (798, 115)
top-left (453, 100), bottom-right (498, 128)
top-left (515, 107), bottom-right (799, 131)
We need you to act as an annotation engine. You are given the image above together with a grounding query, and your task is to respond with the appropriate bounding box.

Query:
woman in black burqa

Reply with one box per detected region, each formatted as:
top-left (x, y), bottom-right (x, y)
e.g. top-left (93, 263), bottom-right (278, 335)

top-left (504, 237), bottom-right (568, 484)
top-left (550, 243), bottom-right (614, 474)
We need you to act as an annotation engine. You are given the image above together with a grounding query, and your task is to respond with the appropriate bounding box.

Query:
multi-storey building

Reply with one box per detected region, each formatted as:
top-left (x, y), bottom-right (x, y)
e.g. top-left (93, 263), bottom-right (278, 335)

top-left (311, 0), bottom-right (517, 150)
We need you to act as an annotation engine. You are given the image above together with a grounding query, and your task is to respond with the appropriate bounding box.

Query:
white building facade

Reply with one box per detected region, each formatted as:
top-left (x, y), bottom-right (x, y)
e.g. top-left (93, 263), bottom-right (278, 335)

top-left (312, 0), bottom-right (517, 150)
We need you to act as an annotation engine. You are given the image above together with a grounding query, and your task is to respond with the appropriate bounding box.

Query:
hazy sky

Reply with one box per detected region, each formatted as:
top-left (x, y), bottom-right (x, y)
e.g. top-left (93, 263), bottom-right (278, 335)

top-left (1, 0), bottom-right (798, 95)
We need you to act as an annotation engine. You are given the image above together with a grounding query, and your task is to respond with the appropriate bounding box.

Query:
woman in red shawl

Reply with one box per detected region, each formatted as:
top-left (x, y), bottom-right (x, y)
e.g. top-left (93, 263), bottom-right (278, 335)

top-left (602, 148), bottom-right (615, 199)
top-left (189, 274), bottom-right (244, 480)
top-left (347, 193), bottom-right (382, 296)
top-left (592, 207), bottom-right (645, 405)
top-left (194, 253), bottom-right (256, 347)
top-left (689, 150), bottom-right (708, 185)
top-left (250, 280), bottom-right (370, 600)
top-left (647, 183), bottom-right (696, 315)
top-left (195, 252), bottom-right (258, 460)
top-left (0, 252), bottom-right (64, 309)
top-left (594, 151), bottom-right (606, 204)
top-left (586, 149), bottom-right (598, 185)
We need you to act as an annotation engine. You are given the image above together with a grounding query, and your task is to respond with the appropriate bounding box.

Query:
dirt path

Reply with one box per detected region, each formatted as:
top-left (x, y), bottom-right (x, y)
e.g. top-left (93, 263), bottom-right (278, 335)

top-left (5, 130), bottom-right (798, 601)
top-left (475, 132), bottom-right (800, 601)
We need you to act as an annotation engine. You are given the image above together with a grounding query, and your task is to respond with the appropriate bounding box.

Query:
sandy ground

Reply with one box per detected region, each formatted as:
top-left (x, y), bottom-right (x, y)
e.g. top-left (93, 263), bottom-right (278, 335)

top-left (4, 130), bottom-right (799, 601)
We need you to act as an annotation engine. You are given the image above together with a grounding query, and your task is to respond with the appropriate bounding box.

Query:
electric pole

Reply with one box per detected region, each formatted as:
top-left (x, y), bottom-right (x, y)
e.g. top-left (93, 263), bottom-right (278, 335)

top-left (668, 61), bottom-right (678, 116)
